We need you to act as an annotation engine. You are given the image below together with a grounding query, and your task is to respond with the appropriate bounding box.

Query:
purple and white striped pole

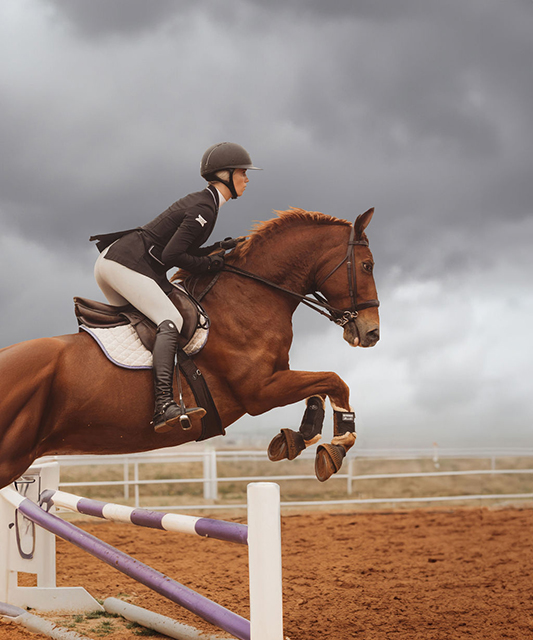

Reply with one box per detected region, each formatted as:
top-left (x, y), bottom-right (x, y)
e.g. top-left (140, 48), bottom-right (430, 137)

top-left (40, 490), bottom-right (248, 546)
top-left (1, 487), bottom-right (251, 640)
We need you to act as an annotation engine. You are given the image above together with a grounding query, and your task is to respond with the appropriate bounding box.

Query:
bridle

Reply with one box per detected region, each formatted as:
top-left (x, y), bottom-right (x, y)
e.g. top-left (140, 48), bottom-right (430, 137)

top-left (312, 222), bottom-right (380, 326)
top-left (191, 222), bottom-right (380, 327)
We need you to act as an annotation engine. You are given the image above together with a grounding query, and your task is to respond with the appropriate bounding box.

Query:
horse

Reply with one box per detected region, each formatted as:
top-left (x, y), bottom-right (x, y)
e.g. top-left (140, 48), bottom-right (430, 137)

top-left (0, 207), bottom-right (380, 490)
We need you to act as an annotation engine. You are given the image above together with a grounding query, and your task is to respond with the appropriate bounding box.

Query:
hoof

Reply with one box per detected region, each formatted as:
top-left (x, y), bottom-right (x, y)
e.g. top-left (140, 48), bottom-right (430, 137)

top-left (268, 428), bottom-right (306, 462)
top-left (315, 443), bottom-right (346, 482)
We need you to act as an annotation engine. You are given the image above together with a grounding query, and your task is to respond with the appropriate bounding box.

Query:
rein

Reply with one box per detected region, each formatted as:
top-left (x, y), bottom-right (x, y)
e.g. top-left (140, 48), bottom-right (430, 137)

top-left (190, 224), bottom-right (379, 327)
top-left (222, 264), bottom-right (348, 324)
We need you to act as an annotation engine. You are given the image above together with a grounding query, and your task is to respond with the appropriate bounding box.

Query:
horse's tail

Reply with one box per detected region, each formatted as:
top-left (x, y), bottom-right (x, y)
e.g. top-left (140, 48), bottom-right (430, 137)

top-left (0, 337), bottom-right (65, 488)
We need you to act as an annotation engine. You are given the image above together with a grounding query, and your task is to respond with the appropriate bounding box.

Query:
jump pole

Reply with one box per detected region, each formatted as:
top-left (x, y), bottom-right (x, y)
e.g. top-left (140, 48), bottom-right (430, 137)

top-left (1, 471), bottom-right (283, 640)
top-left (40, 484), bottom-right (284, 639)
top-left (0, 601), bottom-right (93, 640)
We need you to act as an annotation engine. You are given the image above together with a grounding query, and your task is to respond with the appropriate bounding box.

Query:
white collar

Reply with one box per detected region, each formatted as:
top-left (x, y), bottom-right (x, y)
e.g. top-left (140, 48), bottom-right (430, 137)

top-left (215, 187), bottom-right (227, 208)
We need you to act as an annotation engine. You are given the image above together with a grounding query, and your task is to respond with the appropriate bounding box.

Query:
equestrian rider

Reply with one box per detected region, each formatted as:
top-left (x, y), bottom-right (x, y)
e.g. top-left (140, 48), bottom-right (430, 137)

top-left (91, 142), bottom-right (261, 434)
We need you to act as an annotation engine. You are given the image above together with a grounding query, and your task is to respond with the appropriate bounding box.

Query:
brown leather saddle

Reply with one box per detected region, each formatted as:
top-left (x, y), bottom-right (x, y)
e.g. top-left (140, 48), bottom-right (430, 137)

top-left (74, 284), bottom-right (209, 352)
top-left (74, 285), bottom-right (223, 441)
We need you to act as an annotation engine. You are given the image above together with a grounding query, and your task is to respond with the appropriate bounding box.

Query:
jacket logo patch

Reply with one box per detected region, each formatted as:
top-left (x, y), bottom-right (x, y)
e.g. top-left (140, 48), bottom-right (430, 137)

top-left (196, 214), bottom-right (207, 227)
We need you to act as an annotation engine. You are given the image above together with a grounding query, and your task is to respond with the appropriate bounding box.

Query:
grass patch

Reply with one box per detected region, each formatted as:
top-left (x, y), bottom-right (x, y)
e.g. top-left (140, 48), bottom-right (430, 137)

top-left (126, 621), bottom-right (165, 636)
top-left (90, 619), bottom-right (116, 636)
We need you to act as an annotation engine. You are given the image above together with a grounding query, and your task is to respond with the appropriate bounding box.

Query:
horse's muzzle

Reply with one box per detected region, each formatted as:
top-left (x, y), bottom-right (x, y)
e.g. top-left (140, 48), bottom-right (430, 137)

top-left (362, 327), bottom-right (380, 347)
top-left (343, 321), bottom-right (380, 348)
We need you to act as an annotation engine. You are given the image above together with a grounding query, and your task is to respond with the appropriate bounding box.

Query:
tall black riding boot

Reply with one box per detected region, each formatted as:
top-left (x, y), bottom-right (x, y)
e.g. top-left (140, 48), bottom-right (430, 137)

top-left (152, 320), bottom-right (206, 434)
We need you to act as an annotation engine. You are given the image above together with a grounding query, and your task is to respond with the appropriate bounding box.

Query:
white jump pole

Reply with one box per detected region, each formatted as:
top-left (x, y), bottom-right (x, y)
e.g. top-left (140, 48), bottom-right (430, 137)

top-left (0, 601), bottom-right (93, 640)
top-left (247, 483), bottom-right (284, 640)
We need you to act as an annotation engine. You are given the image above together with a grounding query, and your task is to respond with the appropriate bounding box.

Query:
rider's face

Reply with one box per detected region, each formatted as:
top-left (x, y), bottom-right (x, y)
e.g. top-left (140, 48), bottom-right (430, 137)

top-left (232, 169), bottom-right (249, 197)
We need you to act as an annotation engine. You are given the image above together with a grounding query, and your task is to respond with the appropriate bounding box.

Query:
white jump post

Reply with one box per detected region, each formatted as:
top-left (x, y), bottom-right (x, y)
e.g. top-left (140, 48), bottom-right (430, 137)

top-left (1, 464), bottom-right (284, 640)
top-left (247, 483), bottom-right (284, 640)
top-left (0, 462), bottom-right (101, 613)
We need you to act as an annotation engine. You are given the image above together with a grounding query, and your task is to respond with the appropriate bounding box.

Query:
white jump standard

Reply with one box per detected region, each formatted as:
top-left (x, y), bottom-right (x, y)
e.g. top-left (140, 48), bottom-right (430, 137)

top-left (0, 465), bottom-right (283, 640)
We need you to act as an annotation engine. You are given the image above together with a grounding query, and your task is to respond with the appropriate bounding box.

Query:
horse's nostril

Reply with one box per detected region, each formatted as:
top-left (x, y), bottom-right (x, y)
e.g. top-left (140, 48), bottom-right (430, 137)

top-left (367, 328), bottom-right (380, 342)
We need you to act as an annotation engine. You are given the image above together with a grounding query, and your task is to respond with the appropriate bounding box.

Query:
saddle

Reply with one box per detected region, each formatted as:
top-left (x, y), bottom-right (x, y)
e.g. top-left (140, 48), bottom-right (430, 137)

top-left (74, 283), bottom-right (209, 352)
top-left (74, 284), bottom-right (223, 442)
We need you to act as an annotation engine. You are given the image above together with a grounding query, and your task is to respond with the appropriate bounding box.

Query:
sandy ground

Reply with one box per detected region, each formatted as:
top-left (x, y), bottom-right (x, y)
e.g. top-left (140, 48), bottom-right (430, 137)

top-left (1, 506), bottom-right (533, 639)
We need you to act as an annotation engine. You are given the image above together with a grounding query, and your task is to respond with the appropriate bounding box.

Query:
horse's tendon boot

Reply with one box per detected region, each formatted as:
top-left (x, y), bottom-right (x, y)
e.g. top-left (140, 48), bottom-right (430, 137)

top-left (299, 395), bottom-right (325, 446)
top-left (333, 409), bottom-right (356, 438)
top-left (314, 408), bottom-right (356, 482)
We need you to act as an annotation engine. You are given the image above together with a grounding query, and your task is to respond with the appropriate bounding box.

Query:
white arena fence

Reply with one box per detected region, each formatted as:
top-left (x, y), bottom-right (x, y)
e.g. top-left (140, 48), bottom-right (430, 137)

top-left (34, 446), bottom-right (533, 511)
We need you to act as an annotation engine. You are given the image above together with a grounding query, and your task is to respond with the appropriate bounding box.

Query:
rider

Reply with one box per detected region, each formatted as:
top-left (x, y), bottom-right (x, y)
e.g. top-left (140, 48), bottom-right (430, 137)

top-left (91, 142), bottom-right (261, 434)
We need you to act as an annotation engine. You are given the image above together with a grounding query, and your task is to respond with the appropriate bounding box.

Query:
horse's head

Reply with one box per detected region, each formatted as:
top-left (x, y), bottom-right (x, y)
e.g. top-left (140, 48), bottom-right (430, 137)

top-left (316, 208), bottom-right (380, 348)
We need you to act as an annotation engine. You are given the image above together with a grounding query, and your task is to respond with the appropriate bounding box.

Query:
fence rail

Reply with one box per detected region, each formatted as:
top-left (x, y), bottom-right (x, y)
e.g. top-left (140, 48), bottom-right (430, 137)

top-left (35, 447), bottom-right (533, 511)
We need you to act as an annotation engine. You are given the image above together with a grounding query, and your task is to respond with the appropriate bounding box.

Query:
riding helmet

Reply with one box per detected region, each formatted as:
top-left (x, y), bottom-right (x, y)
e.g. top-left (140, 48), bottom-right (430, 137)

top-left (200, 142), bottom-right (261, 179)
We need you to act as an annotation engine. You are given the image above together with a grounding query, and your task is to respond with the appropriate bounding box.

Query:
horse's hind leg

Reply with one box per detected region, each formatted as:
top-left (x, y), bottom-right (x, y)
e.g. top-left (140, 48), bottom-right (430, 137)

top-left (0, 412), bottom-right (43, 488)
top-left (315, 405), bottom-right (357, 482)
top-left (267, 395), bottom-right (325, 462)
top-left (0, 340), bottom-right (60, 488)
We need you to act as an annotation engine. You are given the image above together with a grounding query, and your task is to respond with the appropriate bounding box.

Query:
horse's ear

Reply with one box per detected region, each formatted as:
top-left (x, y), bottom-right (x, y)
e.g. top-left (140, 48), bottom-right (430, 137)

top-left (354, 207), bottom-right (374, 240)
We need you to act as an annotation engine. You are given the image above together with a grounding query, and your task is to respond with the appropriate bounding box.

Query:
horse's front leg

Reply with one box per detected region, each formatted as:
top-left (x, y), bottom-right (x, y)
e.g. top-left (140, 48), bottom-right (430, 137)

top-left (314, 406), bottom-right (357, 483)
top-left (239, 370), bottom-right (356, 482)
top-left (267, 394), bottom-right (326, 461)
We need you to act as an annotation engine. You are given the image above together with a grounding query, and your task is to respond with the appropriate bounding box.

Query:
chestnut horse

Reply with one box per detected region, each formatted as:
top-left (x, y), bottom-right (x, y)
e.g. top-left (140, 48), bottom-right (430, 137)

top-left (0, 207), bottom-right (379, 490)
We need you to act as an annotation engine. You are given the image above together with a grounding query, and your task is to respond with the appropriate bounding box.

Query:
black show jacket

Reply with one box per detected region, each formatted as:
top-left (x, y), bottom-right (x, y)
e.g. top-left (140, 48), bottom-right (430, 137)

top-left (93, 186), bottom-right (221, 293)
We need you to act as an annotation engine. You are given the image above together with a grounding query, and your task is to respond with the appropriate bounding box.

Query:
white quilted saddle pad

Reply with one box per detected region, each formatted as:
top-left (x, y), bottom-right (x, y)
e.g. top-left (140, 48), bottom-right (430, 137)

top-left (81, 323), bottom-right (208, 370)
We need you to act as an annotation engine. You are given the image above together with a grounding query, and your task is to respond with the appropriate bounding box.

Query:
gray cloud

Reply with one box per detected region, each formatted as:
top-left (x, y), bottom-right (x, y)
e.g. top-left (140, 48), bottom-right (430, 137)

top-left (44, 0), bottom-right (193, 38)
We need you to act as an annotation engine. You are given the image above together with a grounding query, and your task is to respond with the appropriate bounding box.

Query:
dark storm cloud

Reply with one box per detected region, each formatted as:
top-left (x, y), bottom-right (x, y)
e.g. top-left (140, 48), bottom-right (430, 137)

top-left (45, 0), bottom-right (421, 38)
top-left (44, 0), bottom-right (194, 37)
top-left (1, 0), bottom-right (532, 448)
top-left (2, 0), bottom-right (532, 270)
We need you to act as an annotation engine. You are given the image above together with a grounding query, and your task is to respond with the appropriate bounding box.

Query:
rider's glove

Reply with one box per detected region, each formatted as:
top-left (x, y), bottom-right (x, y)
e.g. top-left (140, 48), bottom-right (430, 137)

top-left (208, 251), bottom-right (225, 271)
top-left (219, 236), bottom-right (245, 250)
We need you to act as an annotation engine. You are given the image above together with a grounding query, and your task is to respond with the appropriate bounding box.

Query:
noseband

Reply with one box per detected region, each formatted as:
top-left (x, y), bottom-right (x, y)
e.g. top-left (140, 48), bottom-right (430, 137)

top-left (193, 223), bottom-right (380, 327)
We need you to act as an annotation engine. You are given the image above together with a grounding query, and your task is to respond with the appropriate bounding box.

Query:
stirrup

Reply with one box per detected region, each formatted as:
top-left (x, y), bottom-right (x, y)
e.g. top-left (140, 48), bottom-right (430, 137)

top-left (152, 401), bottom-right (206, 434)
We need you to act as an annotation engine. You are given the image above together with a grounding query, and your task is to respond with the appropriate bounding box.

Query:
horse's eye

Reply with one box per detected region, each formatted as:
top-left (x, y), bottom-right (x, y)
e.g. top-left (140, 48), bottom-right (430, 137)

top-left (362, 262), bottom-right (373, 274)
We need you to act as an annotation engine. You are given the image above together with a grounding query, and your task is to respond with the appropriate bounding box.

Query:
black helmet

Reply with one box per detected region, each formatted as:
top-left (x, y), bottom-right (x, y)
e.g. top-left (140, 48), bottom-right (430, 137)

top-left (201, 142), bottom-right (261, 180)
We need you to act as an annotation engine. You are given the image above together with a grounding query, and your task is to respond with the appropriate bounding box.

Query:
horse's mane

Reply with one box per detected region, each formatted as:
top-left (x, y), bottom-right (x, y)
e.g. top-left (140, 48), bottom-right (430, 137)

top-left (227, 208), bottom-right (351, 264)
top-left (172, 208), bottom-right (351, 280)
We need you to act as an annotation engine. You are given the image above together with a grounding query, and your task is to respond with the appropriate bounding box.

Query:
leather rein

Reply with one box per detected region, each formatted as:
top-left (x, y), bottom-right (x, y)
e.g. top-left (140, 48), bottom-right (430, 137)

top-left (191, 223), bottom-right (380, 327)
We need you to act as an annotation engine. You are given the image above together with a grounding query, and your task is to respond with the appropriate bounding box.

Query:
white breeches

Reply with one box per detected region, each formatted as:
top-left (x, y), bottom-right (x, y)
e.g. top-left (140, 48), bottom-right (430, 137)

top-left (94, 248), bottom-right (184, 331)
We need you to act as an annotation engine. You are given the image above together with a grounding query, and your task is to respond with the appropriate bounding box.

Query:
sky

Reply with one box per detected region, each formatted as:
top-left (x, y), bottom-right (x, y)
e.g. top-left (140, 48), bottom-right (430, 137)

top-left (1, 0), bottom-right (532, 451)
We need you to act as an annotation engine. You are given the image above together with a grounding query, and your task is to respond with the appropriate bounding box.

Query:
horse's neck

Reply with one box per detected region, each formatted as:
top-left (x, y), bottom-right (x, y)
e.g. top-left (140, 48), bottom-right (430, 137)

top-left (232, 226), bottom-right (327, 294)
